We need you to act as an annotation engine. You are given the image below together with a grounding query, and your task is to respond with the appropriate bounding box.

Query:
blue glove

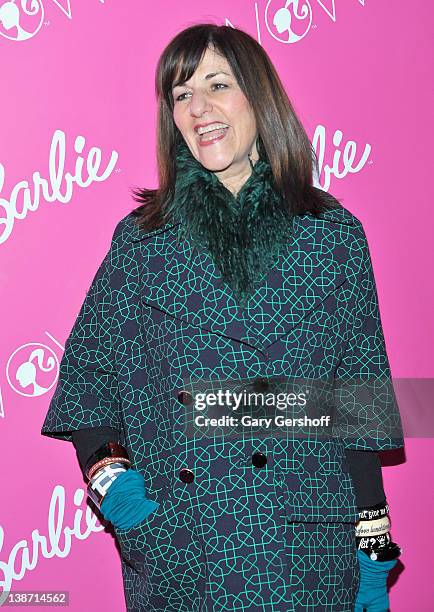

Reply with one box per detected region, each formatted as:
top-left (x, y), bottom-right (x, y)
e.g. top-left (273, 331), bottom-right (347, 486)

top-left (355, 549), bottom-right (397, 612)
top-left (100, 469), bottom-right (159, 530)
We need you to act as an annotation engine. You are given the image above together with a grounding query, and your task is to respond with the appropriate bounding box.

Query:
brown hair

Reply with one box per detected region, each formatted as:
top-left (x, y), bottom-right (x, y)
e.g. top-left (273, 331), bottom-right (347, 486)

top-left (130, 23), bottom-right (340, 233)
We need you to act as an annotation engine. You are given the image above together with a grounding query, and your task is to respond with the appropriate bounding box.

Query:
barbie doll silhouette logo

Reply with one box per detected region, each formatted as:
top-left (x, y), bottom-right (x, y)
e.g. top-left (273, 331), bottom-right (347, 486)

top-left (235, 1), bottom-right (365, 45)
top-left (0, 0), bottom-right (44, 41)
top-left (0, 332), bottom-right (63, 417)
top-left (6, 341), bottom-right (59, 398)
top-left (265, 0), bottom-right (313, 43)
top-left (0, 0), bottom-right (105, 42)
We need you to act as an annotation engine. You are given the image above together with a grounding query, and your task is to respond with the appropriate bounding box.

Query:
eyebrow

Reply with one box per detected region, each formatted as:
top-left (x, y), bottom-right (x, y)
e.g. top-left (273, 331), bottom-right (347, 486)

top-left (172, 71), bottom-right (231, 91)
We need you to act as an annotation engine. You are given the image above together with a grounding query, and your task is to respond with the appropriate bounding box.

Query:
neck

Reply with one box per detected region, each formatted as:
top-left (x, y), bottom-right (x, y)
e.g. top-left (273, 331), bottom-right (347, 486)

top-left (168, 138), bottom-right (294, 306)
top-left (213, 155), bottom-right (257, 196)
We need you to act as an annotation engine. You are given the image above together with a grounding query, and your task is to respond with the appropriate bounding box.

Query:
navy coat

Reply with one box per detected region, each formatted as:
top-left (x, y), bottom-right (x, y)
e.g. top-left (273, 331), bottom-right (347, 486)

top-left (41, 205), bottom-right (404, 611)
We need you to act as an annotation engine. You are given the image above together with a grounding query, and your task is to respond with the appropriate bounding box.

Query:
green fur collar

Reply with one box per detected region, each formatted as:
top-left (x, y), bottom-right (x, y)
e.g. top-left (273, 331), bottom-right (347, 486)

top-left (165, 137), bottom-right (294, 307)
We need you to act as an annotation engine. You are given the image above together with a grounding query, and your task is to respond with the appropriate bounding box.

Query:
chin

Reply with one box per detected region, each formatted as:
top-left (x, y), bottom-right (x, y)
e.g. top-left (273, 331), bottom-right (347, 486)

top-left (202, 162), bottom-right (232, 173)
top-left (196, 152), bottom-right (234, 173)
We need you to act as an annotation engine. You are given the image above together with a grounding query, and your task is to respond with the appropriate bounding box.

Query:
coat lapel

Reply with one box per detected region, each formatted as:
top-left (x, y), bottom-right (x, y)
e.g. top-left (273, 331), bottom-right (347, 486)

top-left (130, 209), bottom-right (352, 355)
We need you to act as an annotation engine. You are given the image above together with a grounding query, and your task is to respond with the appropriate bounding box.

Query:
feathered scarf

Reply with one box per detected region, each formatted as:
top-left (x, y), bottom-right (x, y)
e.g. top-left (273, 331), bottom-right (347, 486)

top-left (165, 136), bottom-right (294, 307)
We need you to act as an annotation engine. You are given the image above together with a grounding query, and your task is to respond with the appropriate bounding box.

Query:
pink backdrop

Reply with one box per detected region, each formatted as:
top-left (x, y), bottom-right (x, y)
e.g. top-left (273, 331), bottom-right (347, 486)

top-left (1, 1), bottom-right (432, 610)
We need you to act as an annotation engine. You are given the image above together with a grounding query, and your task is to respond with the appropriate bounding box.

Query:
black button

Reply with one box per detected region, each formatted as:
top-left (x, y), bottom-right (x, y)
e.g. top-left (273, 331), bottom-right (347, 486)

top-left (252, 377), bottom-right (269, 392)
top-left (179, 468), bottom-right (195, 483)
top-left (252, 451), bottom-right (267, 468)
top-left (177, 390), bottom-right (193, 405)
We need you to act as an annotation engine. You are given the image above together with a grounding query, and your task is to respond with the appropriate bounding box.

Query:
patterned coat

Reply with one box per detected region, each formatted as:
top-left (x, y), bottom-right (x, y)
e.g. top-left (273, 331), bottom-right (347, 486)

top-left (41, 205), bottom-right (404, 611)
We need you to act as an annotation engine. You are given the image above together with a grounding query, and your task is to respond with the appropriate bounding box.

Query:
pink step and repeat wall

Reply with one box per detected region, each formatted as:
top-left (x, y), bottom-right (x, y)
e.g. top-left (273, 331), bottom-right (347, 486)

top-left (1, 1), bottom-right (433, 610)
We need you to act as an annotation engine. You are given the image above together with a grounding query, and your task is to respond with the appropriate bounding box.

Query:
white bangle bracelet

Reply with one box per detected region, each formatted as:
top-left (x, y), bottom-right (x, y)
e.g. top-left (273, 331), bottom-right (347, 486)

top-left (87, 462), bottom-right (130, 509)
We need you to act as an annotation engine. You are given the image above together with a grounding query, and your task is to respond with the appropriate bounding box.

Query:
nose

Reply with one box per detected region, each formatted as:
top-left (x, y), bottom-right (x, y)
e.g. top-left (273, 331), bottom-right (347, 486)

top-left (189, 90), bottom-right (213, 118)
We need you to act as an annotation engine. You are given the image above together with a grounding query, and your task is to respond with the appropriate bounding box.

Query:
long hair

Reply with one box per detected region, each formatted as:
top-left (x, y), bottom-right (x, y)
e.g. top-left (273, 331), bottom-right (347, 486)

top-left (130, 23), bottom-right (340, 233)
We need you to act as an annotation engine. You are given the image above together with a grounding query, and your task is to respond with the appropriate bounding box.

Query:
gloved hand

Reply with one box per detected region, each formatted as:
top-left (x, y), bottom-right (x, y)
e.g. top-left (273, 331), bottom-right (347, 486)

top-left (100, 469), bottom-right (159, 530)
top-left (354, 549), bottom-right (397, 612)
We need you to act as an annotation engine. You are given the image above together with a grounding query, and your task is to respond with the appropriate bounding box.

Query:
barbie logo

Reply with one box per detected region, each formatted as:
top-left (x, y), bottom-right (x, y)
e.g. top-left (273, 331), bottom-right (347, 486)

top-left (0, 0), bottom-right (44, 41)
top-left (256, 0), bottom-right (363, 44)
top-left (0, 485), bottom-right (104, 606)
top-left (312, 123), bottom-right (371, 191)
top-left (6, 342), bottom-right (59, 398)
top-left (0, 129), bottom-right (119, 245)
top-left (265, 0), bottom-right (312, 44)
top-left (0, 0), bottom-right (106, 42)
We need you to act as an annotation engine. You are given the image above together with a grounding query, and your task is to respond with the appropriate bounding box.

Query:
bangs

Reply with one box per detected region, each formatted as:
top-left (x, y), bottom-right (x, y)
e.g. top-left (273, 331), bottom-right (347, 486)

top-left (160, 35), bottom-right (227, 109)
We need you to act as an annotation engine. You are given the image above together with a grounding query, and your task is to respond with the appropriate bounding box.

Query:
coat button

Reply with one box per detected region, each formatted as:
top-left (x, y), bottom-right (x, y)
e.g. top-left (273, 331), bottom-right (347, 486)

top-left (252, 451), bottom-right (267, 468)
top-left (177, 390), bottom-right (193, 405)
top-left (252, 377), bottom-right (269, 392)
top-left (179, 468), bottom-right (195, 484)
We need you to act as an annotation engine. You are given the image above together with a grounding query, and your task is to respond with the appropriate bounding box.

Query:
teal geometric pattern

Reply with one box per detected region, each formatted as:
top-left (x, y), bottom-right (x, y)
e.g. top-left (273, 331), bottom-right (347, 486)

top-left (41, 205), bottom-right (403, 610)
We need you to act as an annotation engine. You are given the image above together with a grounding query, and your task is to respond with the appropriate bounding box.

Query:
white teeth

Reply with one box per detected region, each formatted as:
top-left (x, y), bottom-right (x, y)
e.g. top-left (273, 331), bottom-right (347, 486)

top-left (197, 123), bottom-right (229, 135)
top-left (200, 128), bottom-right (228, 142)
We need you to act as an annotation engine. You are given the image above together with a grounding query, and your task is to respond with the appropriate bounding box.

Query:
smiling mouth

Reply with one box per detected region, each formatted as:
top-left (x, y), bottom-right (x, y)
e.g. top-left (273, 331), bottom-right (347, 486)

top-left (197, 126), bottom-right (229, 143)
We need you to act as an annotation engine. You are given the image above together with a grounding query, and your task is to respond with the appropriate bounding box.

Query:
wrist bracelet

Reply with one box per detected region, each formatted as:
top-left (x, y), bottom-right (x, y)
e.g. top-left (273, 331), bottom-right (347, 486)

top-left (87, 462), bottom-right (130, 509)
top-left (88, 456), bottom-right (131, 480)
top-left (84, 441), bottom-right (130, 480)
top-left (357, 502), bottom-right (390, 521)
top-left (357, 531), bottom-right (391, 551)
top-left (355, 515), bottom-right (391, 537)
top-left (357, 537), bottom-right (402, 562)
top-left (355, 501), bottom-right (401, 561)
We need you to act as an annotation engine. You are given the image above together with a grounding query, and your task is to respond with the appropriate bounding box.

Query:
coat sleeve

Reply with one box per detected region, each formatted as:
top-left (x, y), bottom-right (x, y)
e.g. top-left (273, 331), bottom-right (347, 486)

top-left (333, 221), bottom-right (404, 451)
top-left (72, 426), bottom-right (120, 475)
top-left (344, 449), bottom-right (386, 507)
top-left (40, 220), bottom-right (125, 442)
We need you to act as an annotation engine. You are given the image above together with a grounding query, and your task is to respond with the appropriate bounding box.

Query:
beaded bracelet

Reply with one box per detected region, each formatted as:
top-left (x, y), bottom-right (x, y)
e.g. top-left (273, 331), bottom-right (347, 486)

top-left (84, 441), bottom-right (131, 480)
top-left (88, 456), bottom-right (131, 480)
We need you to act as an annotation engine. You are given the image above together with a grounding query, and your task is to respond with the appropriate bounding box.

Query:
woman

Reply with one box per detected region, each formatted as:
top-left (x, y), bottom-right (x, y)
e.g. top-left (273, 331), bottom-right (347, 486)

top-left (41, 24), bottom-right (404, 611)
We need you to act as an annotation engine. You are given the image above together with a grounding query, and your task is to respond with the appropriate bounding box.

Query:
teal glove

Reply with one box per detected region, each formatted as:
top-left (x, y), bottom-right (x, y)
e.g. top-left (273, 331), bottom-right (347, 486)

top-left (355, 549), bottom-right (397, 612)
top-left (100, 469), bottom-right (159, 530)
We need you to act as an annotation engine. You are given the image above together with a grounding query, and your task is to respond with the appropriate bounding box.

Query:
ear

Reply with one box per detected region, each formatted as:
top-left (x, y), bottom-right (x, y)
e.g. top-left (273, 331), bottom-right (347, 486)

top-left (249, 134), bottom-right (260, 163)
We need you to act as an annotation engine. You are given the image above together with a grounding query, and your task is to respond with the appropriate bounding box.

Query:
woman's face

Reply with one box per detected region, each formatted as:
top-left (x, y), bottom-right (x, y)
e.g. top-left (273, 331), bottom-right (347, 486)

top-left (172, 46), bottom-right (258, 183)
